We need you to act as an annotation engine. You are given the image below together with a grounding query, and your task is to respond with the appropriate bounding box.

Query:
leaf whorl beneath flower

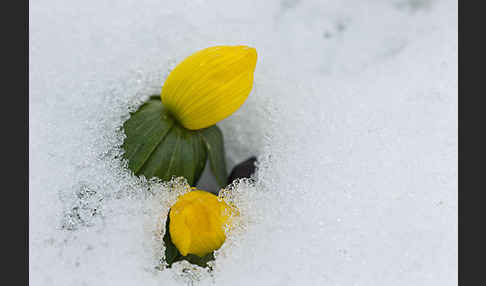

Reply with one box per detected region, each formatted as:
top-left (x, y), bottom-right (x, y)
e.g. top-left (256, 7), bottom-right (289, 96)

top-left (122, 96), bottom-right (227, 187)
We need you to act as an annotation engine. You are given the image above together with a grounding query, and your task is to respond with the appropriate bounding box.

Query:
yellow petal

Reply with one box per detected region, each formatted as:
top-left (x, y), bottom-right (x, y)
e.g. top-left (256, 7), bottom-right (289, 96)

top-left (161, 45), bottom-right (257, 130)
top-left (168, 190), bottom-right (236, 257)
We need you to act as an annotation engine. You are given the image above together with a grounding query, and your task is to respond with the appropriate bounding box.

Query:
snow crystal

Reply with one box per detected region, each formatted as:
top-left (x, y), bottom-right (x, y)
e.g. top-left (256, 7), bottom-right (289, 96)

top-left (30, 0), bottom-right (457, 285)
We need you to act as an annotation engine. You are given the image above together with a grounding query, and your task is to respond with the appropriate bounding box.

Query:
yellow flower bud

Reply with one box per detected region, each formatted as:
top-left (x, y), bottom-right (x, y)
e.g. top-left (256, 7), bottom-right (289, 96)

top-left (161, 45), bottom-right (257, 130)
top-left (169, 189), bottom-right (236, 257)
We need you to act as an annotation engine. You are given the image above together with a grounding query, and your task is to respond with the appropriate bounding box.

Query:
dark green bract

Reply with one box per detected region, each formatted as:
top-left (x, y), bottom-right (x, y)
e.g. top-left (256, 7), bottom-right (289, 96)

top-left (122, 95), bottom-right (228, 187)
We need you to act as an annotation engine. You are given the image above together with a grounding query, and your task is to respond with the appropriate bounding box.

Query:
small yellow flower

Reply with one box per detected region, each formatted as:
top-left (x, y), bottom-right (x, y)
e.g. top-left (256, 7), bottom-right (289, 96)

top-left (161, 45), bottom-right (257, 130)
top-left (169, 189), bottom-right (236, 257)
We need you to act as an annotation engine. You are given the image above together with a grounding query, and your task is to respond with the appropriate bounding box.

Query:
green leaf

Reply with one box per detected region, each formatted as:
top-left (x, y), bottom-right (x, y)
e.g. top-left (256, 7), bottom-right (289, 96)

top-left (183, 253), bottom-right (215, 268)
top-left (180, 128), bottom-right (208, 186)
top-left (122, 96), bottom-right (207, 186)
top-left (199, 125), bottom-right (228, 188)
top-left (122, 97), bottom-right (174, 174)
top-left (163, 213), bottom-right (181, 266)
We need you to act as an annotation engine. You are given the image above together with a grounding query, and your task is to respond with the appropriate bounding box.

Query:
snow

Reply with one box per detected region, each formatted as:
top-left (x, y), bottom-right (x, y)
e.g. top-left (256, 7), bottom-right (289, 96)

top-left (30, 0), bottom-right (457, 285)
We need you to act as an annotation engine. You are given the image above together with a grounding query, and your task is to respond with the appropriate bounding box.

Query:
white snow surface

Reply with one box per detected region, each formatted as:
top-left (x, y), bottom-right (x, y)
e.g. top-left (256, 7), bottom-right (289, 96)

top-left (30, 0), bottom-right (457, 285)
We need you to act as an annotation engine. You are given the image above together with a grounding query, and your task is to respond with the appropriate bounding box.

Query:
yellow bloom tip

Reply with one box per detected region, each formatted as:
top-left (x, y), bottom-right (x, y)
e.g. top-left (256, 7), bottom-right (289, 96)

top-left (161, 45), bottom-right (258, 130)
top-left (168, 189), bottom-right (236, 257)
